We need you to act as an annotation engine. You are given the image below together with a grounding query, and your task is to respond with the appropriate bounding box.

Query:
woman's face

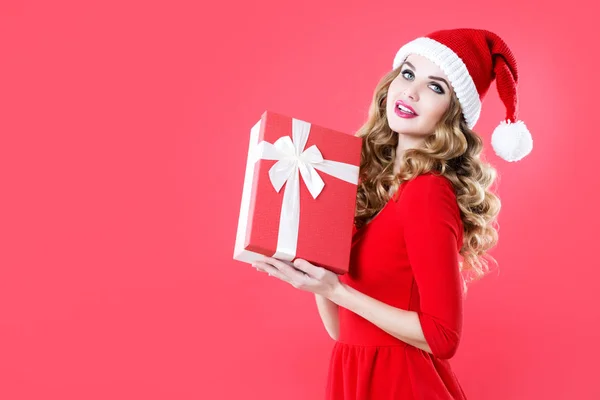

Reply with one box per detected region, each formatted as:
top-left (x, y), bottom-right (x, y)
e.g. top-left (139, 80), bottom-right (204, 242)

top-left (386, 54), bottom-right (453, 138)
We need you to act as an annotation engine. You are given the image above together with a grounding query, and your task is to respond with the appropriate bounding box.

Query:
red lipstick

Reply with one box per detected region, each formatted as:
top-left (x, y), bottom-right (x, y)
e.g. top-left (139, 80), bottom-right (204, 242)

top-left (394, 100), bottom-right (418, 118)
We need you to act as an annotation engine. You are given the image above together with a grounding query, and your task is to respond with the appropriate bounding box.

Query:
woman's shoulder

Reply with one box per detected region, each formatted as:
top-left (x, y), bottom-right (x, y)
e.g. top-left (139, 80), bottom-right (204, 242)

top-left (410, 171), bottom-right (453, 186)
top-left (393, 172), bottom-right (462, 229)
top-left (395, 171), bottom-right (455, 201)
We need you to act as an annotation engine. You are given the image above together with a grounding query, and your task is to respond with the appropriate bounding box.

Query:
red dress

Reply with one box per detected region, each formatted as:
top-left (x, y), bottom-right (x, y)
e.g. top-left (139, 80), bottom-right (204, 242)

top-left (326, 173), bottom-right (467, 399)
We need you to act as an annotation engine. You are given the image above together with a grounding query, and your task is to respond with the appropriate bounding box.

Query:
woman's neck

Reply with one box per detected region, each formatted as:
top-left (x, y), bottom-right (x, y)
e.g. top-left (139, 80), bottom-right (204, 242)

top-left (394, 132), bottom-right (427, 175)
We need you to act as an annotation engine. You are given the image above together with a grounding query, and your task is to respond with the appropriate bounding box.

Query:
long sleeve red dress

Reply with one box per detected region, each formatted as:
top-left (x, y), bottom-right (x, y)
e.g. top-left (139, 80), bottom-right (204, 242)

top-left (325, 172), bottom-right (467, 400)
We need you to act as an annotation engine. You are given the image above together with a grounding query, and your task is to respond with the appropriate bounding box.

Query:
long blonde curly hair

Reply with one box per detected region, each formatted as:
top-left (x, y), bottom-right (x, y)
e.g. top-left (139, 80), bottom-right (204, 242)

top-left (354, 66), bottom-right (501, 288)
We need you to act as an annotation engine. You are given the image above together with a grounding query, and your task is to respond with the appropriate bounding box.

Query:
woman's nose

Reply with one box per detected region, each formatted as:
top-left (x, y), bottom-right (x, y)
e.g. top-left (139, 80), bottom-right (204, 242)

top-left (402, 87), bottom-right (418, 101)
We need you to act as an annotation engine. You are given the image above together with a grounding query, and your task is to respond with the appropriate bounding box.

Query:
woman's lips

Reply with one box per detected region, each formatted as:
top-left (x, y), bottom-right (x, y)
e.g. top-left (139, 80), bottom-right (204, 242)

top-left (394, 100), bottom-right (418, 119)
top-left (394, 106), bottom-right (417, 119)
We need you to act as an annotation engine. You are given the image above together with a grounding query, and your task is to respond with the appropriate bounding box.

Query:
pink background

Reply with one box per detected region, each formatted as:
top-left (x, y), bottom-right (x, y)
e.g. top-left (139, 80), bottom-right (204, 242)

top-left (1, 0), bottom-right (598, 399)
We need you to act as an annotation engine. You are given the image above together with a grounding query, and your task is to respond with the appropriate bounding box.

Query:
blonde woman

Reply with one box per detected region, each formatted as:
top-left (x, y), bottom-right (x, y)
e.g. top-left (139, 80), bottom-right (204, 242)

top-left (252, 28), bottom-right (533, 399)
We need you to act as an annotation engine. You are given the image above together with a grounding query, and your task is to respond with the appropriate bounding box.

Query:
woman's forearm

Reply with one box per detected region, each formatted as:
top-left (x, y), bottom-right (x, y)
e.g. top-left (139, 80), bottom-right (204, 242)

top-left (329, 282), bottom-right (431, 353)
top-left (315, 293), bottom-right (340, 340)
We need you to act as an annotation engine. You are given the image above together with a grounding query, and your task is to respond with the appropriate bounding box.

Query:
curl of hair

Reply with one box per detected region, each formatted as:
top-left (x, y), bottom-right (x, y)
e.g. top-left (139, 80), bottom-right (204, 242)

top-left (354, 67), bottom-right (502, 292)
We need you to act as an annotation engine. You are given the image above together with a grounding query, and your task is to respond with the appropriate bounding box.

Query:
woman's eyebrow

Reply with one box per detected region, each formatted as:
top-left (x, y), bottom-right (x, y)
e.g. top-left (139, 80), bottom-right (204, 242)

top-left (401, 61), bottom-right (451, 91)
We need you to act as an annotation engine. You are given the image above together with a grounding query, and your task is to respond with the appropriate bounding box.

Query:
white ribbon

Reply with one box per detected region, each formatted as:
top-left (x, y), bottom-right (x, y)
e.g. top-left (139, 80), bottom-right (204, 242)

top-left (253, 118), bottom-right (359, 261)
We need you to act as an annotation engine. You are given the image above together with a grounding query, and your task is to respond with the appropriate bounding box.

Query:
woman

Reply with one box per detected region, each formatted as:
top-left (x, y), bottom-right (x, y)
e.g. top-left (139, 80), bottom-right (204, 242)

top-left (251, 28), bottom-right (533, 399)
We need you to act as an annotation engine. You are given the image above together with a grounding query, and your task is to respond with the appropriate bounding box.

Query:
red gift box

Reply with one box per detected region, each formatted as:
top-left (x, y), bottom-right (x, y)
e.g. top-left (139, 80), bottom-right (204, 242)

top-left (233, 111), bottom-right (362, 275)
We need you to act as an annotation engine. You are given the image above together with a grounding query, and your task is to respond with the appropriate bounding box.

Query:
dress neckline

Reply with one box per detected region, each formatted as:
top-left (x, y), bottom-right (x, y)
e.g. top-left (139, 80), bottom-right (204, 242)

top-left (353, 183), bottom-right (407, 235)
top-left (367, 197), bottom-right (392, 226)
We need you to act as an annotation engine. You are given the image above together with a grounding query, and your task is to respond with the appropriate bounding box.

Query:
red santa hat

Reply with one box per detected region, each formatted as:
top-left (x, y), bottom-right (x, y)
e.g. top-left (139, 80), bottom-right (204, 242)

top-left (392, 28), bottom-right (533, 162)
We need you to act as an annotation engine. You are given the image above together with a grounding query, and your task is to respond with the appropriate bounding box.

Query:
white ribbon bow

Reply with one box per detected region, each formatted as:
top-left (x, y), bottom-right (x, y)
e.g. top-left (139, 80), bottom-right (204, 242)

top-left (253, 118), bottom-right (359, 261)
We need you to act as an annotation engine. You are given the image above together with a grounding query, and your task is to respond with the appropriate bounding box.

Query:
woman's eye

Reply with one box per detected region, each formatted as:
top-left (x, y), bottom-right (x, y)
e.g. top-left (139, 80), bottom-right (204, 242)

top-left (430, 84), bottom-right (444, 94)
top-left (401, 69), bottom-right (414, 79)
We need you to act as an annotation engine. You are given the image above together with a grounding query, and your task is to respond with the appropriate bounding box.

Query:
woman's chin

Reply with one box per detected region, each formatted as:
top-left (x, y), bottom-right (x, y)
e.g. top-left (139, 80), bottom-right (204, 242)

top-left (389, 120), bottom-right (419, 134)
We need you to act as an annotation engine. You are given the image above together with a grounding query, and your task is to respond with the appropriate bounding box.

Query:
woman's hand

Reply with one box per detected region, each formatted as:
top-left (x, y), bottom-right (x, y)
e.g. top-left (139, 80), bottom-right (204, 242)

top-left (252, 257), bottom-right (341, 299)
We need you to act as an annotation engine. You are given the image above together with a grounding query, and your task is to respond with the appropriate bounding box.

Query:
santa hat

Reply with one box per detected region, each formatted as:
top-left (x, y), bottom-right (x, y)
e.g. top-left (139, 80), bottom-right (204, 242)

top-left (392, 28), bottom-right (533, 162)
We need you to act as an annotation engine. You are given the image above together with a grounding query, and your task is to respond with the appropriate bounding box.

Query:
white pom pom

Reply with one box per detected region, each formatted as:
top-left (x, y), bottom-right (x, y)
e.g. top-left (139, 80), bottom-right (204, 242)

top-left (491, 120), bottom-right (533, 162)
